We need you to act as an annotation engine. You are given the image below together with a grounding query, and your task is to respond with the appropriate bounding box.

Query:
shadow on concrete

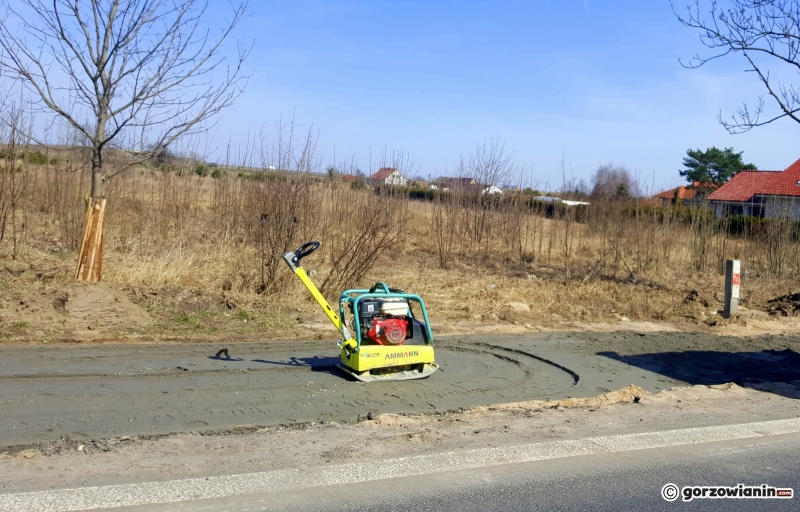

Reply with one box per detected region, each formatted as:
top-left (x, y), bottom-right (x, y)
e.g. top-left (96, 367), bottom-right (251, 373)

top-left (597, 349), bottom-right (800, 400)
top-left (208, 348), bottom-right (244, 361)
top-left (251, 355), bottom-right (344, 376)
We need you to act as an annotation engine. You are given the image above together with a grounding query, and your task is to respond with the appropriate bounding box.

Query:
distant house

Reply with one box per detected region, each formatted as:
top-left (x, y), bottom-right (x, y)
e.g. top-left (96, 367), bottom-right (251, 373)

top-left (368, 167), bottom-right (407, 186)
top-left (653, 182), bottom-right (718, 206)
top-left (707, 158), bottom-right (800, 220)
top-left (434, 177), bottom-right (478, 189)
top-left (501, 184), bottom-right (520, 191)
top-left (343, 174), bottom-right (358, 182)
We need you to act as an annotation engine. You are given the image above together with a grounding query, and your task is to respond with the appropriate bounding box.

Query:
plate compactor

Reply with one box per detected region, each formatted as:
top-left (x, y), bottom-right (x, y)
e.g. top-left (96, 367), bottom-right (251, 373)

top-left (283, 241), bottom-right (439, 382)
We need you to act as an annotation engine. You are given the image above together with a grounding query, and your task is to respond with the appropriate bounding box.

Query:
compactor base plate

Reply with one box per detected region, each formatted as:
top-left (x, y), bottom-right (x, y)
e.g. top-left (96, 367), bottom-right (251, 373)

top-left (338, 362), bottom-right (439, 382)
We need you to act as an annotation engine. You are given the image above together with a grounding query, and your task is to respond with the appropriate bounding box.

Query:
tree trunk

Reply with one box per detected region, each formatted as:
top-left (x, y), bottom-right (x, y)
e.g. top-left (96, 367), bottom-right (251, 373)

top-left (75, 160), bottom-right (106, 282)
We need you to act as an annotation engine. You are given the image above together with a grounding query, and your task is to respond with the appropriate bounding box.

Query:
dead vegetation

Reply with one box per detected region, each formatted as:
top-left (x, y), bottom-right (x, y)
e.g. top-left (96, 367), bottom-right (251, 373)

top-left (3, 142), bottom-right (800, 341)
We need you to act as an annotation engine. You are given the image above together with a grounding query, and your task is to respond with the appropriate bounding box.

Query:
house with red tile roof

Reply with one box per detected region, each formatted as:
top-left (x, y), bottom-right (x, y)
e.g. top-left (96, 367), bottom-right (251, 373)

top-left (368, 167), bottom-right (407, 186)
top-left (707, 158), bottom-right (800, 219)
top-left (653, 182), bottom-right (718, 206)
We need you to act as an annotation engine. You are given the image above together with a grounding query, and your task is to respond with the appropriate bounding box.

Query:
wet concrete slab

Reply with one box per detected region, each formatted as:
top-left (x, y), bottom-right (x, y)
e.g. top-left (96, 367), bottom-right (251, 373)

top-left (0, 339), bottom-right (572, 447)
top-left (2, 331), bottom-right (799, 448)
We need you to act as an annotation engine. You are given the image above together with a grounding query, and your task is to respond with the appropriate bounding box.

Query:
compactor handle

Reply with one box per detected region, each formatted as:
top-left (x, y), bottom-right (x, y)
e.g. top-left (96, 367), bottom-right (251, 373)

top-left (294, 241), bottom-right (320, 263)
top-left (283, 241), bottom-right (320, 271)
top-left (369, 282), bottom-right (405, 294)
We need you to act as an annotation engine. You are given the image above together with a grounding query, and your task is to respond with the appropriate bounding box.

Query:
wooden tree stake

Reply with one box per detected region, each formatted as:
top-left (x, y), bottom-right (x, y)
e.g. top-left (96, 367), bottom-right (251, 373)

top-left (75, 197), bottom-right (107, 282)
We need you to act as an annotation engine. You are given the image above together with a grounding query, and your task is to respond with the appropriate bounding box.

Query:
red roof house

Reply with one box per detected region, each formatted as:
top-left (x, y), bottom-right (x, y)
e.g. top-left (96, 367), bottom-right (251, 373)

top-left (654, 186), bottom-right (696, 202)
top-left (368, 167), bottom-right (407, 186)
top-left (707, 158), bottom-right (800, 219)
top-left (653, 182), bottom-right (718, 205)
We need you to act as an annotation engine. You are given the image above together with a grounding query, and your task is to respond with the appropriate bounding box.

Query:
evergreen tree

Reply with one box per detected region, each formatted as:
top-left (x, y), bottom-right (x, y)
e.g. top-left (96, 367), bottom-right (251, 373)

top-left (680, 147), bottom-right (757, 185)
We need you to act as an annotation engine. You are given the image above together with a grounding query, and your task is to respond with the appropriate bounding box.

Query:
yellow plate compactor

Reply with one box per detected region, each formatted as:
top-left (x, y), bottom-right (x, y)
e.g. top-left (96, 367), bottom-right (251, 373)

top-left (283, 241), bottom-right (439, 382)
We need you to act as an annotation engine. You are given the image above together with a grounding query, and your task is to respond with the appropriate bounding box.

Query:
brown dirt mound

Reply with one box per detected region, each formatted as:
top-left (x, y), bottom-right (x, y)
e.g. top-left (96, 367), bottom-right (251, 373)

top-left (682, 289), bottom-right (715, 308)
top-left (64, 282), bottom-right (152, 331)
top-left (765, 293), bottom-right (800, 317)
top-left (0, 280), bottom-right (153, 340)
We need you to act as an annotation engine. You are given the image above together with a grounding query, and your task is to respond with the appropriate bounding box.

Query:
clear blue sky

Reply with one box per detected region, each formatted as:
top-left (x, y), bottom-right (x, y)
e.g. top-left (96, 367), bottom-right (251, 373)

top-left (205, 0), bottom-right (799, 192)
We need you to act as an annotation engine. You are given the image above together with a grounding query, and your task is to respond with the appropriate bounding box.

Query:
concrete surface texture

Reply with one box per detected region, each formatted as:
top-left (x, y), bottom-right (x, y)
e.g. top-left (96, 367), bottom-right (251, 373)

top-left (2, 331), bottom-right (799, 449)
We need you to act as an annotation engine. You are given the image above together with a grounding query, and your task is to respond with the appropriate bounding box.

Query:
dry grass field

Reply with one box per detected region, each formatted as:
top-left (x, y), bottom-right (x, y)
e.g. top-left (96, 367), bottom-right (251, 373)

top-left (2, 156), bottom-right (800, 343)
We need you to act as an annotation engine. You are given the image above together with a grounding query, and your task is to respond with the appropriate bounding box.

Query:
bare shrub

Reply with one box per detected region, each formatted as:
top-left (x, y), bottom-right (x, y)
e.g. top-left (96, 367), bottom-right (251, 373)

top-left (498, 200), bottom-right (524, 263)
top-left (318, 187), bottom-right (408, 297)
top-left (458, 138), bottom-right (514, 189)
top-left (211, 175), bottom-right (246, 241)
top-left (590, 164), bottom-right (638, 200)
top-left (431, 192), bottom-right (459, 268)
top-left (458, 193), bottom-right (502, 255)
top-left (0, 106), bottom-right (32, 259)
top-left (248, 178), bottom-right (318, 294)
top-left (584, 203), bottom-right (635, 282)
top-left (689, 208), bottom-right (716, 272)
top-left (630, 207), bottom-right (660, 272)
top-left (0, 169), bottom-right (7, 243)
top-left (765, 216), bottom-right (793, 276)
top-left (452, 139), bottom-right (515, 254)
top-left (41, 164), bottom-right (88, 251)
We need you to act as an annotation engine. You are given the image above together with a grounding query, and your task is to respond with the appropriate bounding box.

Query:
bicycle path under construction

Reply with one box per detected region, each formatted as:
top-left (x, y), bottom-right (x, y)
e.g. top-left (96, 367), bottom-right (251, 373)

top-left (2, 330), bottom-right (799, 449)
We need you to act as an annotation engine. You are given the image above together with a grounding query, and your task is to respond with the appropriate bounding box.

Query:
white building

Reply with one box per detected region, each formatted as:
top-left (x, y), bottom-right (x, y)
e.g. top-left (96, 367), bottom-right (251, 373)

top-left (368, 167), bottom-right (407, 186)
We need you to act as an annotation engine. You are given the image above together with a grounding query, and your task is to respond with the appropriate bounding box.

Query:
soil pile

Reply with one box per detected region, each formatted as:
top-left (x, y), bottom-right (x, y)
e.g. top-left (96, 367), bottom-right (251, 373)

top-left (765, 293), bottom-right (800, 317)
top-left (0, 280), bottom-right (152, 340)
top-left (64, 282), bottom-right (151, 331)
top-left (682, 289), bottom-right (716, 308)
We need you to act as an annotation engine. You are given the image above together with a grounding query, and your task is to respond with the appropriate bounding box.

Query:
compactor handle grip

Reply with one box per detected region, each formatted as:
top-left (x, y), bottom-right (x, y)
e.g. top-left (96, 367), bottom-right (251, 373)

top-left (283, 241), bottom-right (320, 270)
top-left (294, 241), bottom-right (320, 262)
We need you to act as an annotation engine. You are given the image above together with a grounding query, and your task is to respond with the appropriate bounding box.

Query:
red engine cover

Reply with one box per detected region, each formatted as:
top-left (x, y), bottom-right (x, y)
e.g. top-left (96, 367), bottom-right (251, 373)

top-left (366, 318), bottom-right (408, 346)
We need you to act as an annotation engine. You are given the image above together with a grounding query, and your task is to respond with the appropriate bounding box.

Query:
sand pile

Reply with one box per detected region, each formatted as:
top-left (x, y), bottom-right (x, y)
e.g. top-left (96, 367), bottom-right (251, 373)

top-left (365, 385), bottom-right (650, 427)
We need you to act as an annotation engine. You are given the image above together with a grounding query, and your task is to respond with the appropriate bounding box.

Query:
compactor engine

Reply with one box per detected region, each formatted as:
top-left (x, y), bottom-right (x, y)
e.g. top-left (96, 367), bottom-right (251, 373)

top-left (353, 298), bottom-right (410, 346)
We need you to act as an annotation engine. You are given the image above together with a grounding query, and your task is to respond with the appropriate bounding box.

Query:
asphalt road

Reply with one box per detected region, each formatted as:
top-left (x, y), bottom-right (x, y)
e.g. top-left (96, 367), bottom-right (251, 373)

top-left (151, 431), bottom-right (800, 512)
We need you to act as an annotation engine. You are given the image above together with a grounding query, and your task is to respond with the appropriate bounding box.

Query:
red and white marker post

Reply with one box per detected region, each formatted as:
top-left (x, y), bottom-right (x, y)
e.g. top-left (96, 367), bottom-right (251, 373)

top-left (723, 260), bottom-right (740, 318)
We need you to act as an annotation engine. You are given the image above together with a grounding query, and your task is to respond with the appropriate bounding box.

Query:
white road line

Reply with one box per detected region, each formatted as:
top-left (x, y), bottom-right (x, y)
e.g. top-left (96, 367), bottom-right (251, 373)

top-left (2, 417), bottom-right (799, 512)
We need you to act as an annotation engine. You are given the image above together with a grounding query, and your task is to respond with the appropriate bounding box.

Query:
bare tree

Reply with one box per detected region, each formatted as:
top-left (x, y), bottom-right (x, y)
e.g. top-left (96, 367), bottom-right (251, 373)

top-left (457, 138), bottom-right (515, 187)
top-left (0, 102), bottom-right (33, 260)
top-left (557, 149), bottom-right (590, 199)
top-left (672, 0), bottom-right (800, 132)
top-left (377, 147), bottom-right (419, 179)
top-left (451, 139), bottom-right (515, 250)
top-left (590, 164), bottom-right (638, 200)
top-left (0, 0), bottom-right (249, 280)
